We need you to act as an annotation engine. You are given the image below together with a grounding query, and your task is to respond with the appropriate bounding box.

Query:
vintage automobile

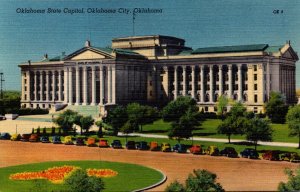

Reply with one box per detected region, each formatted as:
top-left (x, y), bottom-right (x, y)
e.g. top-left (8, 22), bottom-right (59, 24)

top-left (161, 143), bottom-right (172, 152)
top-left (149, 141), bottom-right (160, 151)
top-left (136, 141), bottom-right (149, 150)
top-left (29, 134), bottom-right (39, 142)
top-left (280, 152), bottom-right (300, 162)
top-left (10, 133), bottom-right (21, 141)
top-left (262, 150), bottom-right (280, 161)
top-left (240, 148), bottom-right (259, 159)
top-left (40, 136), bottom-right (50, 143)
top-left (52, 136), bottom-right (62, 144)
top-left (87, 137), bottom-right (97, 147)
top-left (0, 132), bottom-right (11, 140)
top-left (64, 136), bottom-right (74, 145)
top-left (20, 134), bottom-right (31, 142)
top-left (189, 144), bottom-right (203, 155)
top-left (76, 137), bottom-right (86, 146)
top-left (204, 146), bottom-right (219, 156)
top-left (172, 143), bottom-right (187, 153)
top-left (220, 147), bottom-right (238, 158)
top-left (99, 139), bottom-right (109, 148)
top-left (126, 141), bottom-right (136, 150)
top-left (111, 140), bottom-right (122, 149)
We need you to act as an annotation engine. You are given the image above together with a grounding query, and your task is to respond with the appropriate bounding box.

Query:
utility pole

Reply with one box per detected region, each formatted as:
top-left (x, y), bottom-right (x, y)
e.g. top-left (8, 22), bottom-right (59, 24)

top-left (0, 72), bottom-right (4, 100)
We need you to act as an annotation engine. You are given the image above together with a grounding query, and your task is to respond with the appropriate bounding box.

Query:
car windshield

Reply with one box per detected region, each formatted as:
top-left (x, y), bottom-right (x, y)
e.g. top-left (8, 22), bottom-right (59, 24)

top-left (114, 140), bottom-right (121, 144)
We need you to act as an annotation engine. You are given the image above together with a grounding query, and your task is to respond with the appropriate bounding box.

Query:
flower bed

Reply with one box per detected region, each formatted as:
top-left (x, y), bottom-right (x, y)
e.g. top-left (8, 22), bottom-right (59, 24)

top-left (87, 168), bottom-right (118, 178)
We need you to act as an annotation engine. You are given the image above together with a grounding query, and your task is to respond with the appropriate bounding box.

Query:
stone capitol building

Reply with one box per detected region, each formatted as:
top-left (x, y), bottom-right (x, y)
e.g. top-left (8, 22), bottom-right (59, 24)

top-left (19, 35), bottom-right (298, 114)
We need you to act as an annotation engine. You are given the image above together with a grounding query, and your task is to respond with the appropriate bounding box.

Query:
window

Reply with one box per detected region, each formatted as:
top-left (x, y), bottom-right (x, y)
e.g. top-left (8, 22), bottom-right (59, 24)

top-left (254, 74), bottom-right (257, 81)
top-left (24, 73), bottom-right (26, 77)
top-left (24, 86), bottom-right (27, 91)
top-left (254, 94), bottom-right (258, 103)
top-left (24, 79), bottom-right (27, 84)
top-left (149, 91), bottom-right (152, 96)
top-left (149, 80), bottom-right (152, 86)
top-left (235, 84), bottom-right (238, 90)
top-left (254, 84), bottom-right (257, 90)
top-left (245, 84), bottom-right (248, 90)
top-left (254, 65), bottom-right (257, 71)
top-left (24, 94), bottom-right (27, 100)
top-left (205, 107), bottom-right (208, 112)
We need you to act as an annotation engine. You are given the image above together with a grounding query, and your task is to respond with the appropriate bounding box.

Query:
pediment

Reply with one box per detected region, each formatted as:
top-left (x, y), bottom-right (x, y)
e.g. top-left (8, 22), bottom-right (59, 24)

top-left (64, 47), bottom-right (115, 61)
top-left (282, 48), bottom-right (298, 60)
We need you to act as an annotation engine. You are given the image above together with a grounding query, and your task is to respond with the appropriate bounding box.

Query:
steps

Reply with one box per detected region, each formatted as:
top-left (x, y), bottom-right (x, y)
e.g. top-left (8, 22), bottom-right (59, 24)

top-left (63, 105), bottom-right (100, 118)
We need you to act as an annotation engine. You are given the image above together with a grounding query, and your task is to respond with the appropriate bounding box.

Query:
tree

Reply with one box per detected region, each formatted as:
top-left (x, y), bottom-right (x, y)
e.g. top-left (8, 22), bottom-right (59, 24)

top-left (286, 105), bottom-right (300, 148)
top-left (245, 117), bottom-right (273, 150)
top-left (64, 169), bottom-right (104, 192)
top-left (120, 120), bottom-right (136, 143)
top-left (80, 115), bottom-right (95, 133)
top-left (105, 106), bottom-right (127, 136)
top-left (165, 169), bottom-right (224, 192)
top-left (216, 95), bottom-right (228, 120)
top-left (265, 92), bottom-right (288, 124)
top-left (53, 109), bottom-right (79, 134)
top-left (162, 96), bottom-right (198, 122)
top-left (95, 120), bottom-right (103, 137)
top-left (278, 168), bottom-right (300, 192)
top-left (168, 108), bottom-right (199, 143)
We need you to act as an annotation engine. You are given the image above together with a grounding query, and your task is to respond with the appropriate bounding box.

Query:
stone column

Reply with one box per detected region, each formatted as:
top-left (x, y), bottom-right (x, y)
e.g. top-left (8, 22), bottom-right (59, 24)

top-left (99, 66), bottom-right (104, 105)
top-left (156, 67), bottom-right (161, 100)
top-left (182, 66), bottom-right (187, 96)
top-left (82, 66), bottom-right (88, 105)
top-left (64, 68), bottom-right (68, 104)
top-left (228, 65), bottom-right (232, 99)
top-left (27, 71), bottom-right (31, 101)
top-left (237, 64), bottom-right (243, 101)
top-left (200, 65), bottom-right (205, 102)
top-left (219, 65), bottom-right (223, 95)
top-left (191, 66), bottom-right (196, 99)
top-left (52, 71), bottom-right (56, 101)
top-left (209, 65), bottom-right (214, 102)
top-left (107, 66), bottom-right (112, 104)
top-left (91, 66), bottom-right (96, 105)
top-left (75, 66), bottom-right (80, 105)
top-left (34, 72), bottom-right (37, 101)
top-left (45, 71), bottom-right (49, 101)
top-left (68, 68), bottom-right (73, 104)
top-left (112, 66), bottom-right (116, 104)
top-left (174, 66), bottom-right (178, 100)
top-left (58, 70), bottom-right (62, 101)
top-left (40, 71), bottom-right (44, 101)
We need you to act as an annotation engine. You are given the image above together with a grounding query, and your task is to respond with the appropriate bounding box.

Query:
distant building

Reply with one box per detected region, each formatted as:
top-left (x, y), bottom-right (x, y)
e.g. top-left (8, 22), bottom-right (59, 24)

top-left (19, 35), bottom-right (298, 114)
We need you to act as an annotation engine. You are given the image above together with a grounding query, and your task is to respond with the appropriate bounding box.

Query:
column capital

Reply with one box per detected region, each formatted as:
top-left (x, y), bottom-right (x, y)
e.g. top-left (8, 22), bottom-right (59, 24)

top-left (91, 65), bottom-right (96, 71)
top-left (209, 65), bottom-right (214, 69)
top-left (237, 64), bottom-right (242, 69)
top-left (163, 66), bottom-right (169, 71)
top-left (191, 66), bottom-right (195, 71)
top-left (200, 65), bottom-right (205, 70)
top-left (182, 65), bottom-right (186, 70)
top-left (228, 64), bottom-right (232, 70)
top-left (218, 65), bottom-right (223, 70)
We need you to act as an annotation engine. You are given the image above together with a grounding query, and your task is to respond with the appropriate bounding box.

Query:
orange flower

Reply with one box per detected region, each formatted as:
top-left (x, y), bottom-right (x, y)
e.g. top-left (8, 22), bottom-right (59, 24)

top-left (86, 169), bottom-right (118, 178)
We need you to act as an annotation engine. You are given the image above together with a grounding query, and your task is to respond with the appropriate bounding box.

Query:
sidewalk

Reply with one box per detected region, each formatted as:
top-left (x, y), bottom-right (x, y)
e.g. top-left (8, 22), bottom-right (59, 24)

top-left (118, 132), bottom-right (299, 148)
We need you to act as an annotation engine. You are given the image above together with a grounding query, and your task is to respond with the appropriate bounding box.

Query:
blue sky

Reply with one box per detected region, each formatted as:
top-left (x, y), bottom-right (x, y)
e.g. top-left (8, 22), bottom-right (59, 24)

top-left (0, 0), bottom-right (299, 90)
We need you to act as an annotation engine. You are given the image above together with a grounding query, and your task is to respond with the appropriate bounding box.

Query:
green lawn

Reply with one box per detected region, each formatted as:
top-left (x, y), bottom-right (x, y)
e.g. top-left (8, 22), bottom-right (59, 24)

top-left (0, 161), bottom-right (163, 192)
top-left (142, 119), bottom-right (298, 143)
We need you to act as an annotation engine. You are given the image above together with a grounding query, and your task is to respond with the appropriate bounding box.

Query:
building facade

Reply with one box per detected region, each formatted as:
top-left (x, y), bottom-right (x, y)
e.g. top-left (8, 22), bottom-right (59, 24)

top-left (19, 35), bottom-right (298, 113)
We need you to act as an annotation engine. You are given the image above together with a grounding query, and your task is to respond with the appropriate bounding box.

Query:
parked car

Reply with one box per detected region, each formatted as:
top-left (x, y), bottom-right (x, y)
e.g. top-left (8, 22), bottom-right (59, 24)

top-left (173, 143), bottom-right (187, 153)
top-left (149, 141), bottom-right (160, 151)
top-left (20, 134), bottom-right (31, 142)
top-left (204, 146), bottom-right (219, 156)
top-left (161, 143), bottom-right (172, 152)
top-left (87, 138), bottom-right (97, 147)
top-left (111, 140), bottom-right (122, 149)
top-left (52, 136), bottom-right (62, 144)
top-left (262, 150), bottom-right (280, 161)
top-left (64, 136), bottom-right (74, 145)
top-left (220, 147), bottom-right (238, 158)
top-left (0, 115), bottom-right (6, 120)
top-left (240, 148), bottom-right (259, 159)
top-left (29, 134), bottom-right (39, 142)
top-left (136, 141), bottom-right (149, 150)
top-left (280, 152), bottom-right (300, 162)
top-left (126, 141), bottom-right (136, 150)
top-left (0, 132), bottom-right (11, 140)
top-left (40, 136), bottom-right (50, 143)
top-left (99, 139), bottom-right (109, 148)
top-left (189, 144), bottom-right (203, 155)
top-left (76, 138), bottom-right (85, 146)
top-left (10, 133), bottom-right (21, 141)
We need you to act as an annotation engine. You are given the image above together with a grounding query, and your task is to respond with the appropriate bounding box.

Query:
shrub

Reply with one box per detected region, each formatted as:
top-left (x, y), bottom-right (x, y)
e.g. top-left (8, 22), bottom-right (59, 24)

top-left (64, 169), bottom-right (104, 192)
top-left (165, 180), bottom-right (185, 192)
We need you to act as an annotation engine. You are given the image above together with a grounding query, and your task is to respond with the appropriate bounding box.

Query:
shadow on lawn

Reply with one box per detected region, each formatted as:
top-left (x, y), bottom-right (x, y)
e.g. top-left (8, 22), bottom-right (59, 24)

top-left (192, 132), bottom-right (217, 137)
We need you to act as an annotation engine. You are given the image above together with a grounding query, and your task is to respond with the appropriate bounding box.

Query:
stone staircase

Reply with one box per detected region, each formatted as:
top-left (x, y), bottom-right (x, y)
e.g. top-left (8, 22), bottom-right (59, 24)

top-left (62, 105), bottom-right (100, 118)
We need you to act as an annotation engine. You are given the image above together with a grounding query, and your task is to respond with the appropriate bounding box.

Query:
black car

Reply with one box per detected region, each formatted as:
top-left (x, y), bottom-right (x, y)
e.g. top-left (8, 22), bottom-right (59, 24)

top-left (240, 148), bottom-right (259, 159)
top-left (111, 140), bottom-right (122, 149)
top-left (76, 138), bottom-right (86, 146)
top-left (172, 144), bottom-right (187, 153)
top-left (52, 136), bottom-right (62, 144)
top-left (136, 141), bottom-right (149, 150)
top-left (40, 136), bottom-right (50, 143)
top-left (220, 147), bottom-right (238, 158)
top-left (0, 132), bottom-right (11, 140)
top-left (126, 141), bottom-right (136, 150)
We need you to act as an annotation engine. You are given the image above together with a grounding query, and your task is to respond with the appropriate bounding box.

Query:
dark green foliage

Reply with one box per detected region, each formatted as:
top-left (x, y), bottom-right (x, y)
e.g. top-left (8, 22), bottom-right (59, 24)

top-left (165, 180), bottom-right (185, 192)
top-left (245, 117), bottom-right (273, 150)
top-left (51, 127), bottom-right (55, 135)
top-left (165, 169), bottom-right (224, 192)
top-left (0, 91), bottom-right (21, 115)
top-left (36, 127), bottom-right (40, 135)
top-left (32, 128), bottom-right (34, 134)
top-left (64, 169), bottom-right (104, 192)
top-left (78, 115), bottom-right (94, 134)
top-left (286, 105), bottom-right (300, 148)
top-left (95, 120), bottom-right (103, 137)
top-left (105, 106), bottom-right (128, 136)
top-left (53, 110), bottom-right (79, 134)
top-left (120, 120), bottom-right (136, 143)
top-left (216, 95), bottom-right (228, 120)
top-left (42, 127), bottom-right (46, 135)
top-left (278, 168), bottom-right (300, 192)
top-left (265, 92), bottom-right (288, 124)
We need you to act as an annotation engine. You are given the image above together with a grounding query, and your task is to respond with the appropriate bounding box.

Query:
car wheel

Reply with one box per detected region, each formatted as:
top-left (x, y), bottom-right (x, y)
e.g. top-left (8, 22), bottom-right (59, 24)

top-left (248, 155), bottom-right (251, 159)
